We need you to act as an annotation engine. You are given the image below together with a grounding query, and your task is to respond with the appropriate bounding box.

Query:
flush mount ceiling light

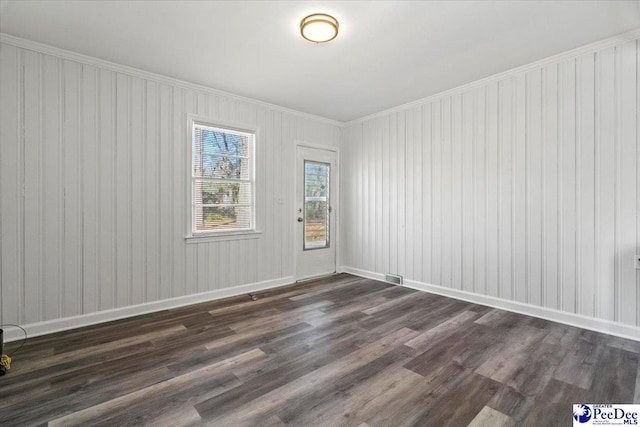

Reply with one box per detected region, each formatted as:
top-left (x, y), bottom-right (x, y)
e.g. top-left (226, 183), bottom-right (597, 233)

top-left (300, 13), bottom-right (339, 43)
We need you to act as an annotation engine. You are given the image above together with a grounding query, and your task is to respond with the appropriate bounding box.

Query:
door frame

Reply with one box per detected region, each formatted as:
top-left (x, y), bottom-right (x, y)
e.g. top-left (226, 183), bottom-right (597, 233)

top-left (293, 141), bottom-right (340, 281)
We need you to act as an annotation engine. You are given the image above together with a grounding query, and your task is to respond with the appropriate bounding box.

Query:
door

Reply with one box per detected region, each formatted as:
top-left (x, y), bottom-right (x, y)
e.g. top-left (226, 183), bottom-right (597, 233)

top-left (295, 145), bottom-right (337, 280)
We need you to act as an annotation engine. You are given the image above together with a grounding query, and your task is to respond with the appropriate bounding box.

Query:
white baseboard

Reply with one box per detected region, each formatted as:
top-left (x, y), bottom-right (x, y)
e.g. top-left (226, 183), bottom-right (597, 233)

top-left (341, 266), bottom-right (640, 342)
top-left (2, 276), bottom-right (294, 342)
top-left (7, 268), bottom-right (639, 343)
top-left (340, 266), bottom-right (387, 282)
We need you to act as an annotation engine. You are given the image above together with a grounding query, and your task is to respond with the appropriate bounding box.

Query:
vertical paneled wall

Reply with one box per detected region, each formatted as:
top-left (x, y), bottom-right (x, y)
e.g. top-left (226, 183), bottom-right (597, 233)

top-left (0, 40), bottom-right (340, 326)
top-left (341, 38), bottom-right (640, 328)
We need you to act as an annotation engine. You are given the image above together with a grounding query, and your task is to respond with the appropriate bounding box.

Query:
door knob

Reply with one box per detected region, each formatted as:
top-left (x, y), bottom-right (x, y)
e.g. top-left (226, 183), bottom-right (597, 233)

top-left (297, 217), bottom-right (304, 222)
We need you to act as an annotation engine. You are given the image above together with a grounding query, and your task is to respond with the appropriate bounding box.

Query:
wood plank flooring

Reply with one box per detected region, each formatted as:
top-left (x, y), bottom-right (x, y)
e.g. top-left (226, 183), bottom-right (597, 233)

top-left (1, 273), bottom-right (639, 426)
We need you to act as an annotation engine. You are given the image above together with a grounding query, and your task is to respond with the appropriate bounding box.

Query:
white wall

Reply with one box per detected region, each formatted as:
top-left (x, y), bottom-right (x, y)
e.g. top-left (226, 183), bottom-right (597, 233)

top-left (0, 36), bottom-right (341, 337)
top-left (2, 31), bottom-right (640, 341)
top-left (340, 34), bottom-right (640, 334)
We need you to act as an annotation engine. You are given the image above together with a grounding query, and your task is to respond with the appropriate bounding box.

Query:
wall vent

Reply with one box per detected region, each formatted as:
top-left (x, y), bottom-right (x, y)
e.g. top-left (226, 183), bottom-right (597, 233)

top-left (385, 274), bottom-right (403, 285)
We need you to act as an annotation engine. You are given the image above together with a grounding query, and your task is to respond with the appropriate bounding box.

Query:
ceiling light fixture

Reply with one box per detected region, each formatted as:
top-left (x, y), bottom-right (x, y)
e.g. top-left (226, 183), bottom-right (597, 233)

top-left (300, 13), bottom-right (339, 43)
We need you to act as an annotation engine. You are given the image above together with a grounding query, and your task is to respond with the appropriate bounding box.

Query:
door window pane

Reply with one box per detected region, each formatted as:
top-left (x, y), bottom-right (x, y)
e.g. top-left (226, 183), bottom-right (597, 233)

top-left (304, 161), bottom-right (330, 250)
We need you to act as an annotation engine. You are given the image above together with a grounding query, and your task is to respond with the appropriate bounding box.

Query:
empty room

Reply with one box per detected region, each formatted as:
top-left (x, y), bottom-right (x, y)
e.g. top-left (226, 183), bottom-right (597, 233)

top-left (1, 1), bottom-right (640, 425)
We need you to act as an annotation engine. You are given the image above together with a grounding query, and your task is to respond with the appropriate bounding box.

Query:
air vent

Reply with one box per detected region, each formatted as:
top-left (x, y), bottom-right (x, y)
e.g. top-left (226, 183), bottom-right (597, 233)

top-left (385, 274), bottom-right (403, 285)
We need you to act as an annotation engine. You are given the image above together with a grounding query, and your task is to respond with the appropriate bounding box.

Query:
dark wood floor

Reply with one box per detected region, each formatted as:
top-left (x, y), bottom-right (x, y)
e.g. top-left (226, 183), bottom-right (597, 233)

top-left (1, 274), bottom-right (638, 426)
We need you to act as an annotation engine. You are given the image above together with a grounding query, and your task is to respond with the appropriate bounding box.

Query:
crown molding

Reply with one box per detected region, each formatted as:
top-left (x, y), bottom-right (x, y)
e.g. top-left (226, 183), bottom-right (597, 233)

top-left (2, 28), bottom-right (639, 129)
top-left (0, 33), bottom-right (343, 128)
top-left (344, 28), bottom-right (640, 127)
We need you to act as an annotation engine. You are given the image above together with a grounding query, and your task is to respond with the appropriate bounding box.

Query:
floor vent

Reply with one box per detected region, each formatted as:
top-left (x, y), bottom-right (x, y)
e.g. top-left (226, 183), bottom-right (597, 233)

top-left (385, 274), bottom-right (403, 285)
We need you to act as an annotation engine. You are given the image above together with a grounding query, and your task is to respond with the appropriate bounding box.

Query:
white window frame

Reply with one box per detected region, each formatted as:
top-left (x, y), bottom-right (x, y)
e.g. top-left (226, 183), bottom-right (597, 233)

top-left (185, 115), bottom-right (260, 243)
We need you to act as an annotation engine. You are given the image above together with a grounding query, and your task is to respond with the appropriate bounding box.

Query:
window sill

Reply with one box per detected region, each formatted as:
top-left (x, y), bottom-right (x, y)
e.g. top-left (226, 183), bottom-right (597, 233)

top-left (185, 230), bottom-right (262, 244)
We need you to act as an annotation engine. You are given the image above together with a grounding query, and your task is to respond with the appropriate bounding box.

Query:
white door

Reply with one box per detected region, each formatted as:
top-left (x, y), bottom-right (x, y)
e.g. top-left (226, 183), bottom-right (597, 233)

top-left (295, 145), bottom-right (337, 280)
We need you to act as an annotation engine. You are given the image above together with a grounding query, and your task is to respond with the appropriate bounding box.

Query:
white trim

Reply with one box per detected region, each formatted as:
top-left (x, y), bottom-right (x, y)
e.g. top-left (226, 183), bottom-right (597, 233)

top-left (185, 230), bottom-right (262, 243)
top-left (9, 267), bottom-right (638, 342)
top-left (296, 271), bottom-right (338, 282)
top-left (186, 114), bottom-right (258, 238)
top-left (2, 29), bottom-right (638, 128)
top-left (0, 33), bottom-right (343, 127)
top-left (295, 140), bottom-right (340, 152)
top-left (2, 276), bottom-right (295, 342)
top-left (189, 115), bottom-right (259, 136)
top-left (344, 28), bottom-right (640, 126)
top-left (341, 266), bottom-right (387, 283)
top-left (341, 267), bottom-right (640, 342)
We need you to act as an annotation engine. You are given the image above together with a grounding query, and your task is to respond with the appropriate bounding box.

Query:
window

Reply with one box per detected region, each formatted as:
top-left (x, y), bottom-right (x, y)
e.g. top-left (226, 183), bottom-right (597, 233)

top-left (191, 121), bottom-right (255, 235)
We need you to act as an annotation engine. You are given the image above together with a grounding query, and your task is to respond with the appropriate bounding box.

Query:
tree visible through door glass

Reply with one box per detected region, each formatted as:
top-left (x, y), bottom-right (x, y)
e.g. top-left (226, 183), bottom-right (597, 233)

top-left (304, 161), bottom-right (330, 250)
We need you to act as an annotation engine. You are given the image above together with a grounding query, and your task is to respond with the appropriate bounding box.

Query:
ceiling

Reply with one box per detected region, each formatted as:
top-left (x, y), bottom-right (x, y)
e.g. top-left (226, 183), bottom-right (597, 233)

top-left (1, 1), bottom-right (639, 122)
